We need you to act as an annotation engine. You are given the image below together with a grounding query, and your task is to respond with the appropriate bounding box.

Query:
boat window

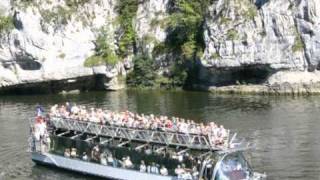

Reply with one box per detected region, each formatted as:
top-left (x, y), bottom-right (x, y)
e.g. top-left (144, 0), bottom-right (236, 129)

top-left (200, 161), bottom-right (214, 180)
top-left (214, 152), bottom-right (252, 180)
top-left (49, 135), bottom-right (198, 176)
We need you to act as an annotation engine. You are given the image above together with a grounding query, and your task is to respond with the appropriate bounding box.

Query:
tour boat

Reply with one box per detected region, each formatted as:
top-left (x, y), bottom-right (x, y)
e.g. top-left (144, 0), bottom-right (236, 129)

top-left (29, 115), bottom-right (266, 180)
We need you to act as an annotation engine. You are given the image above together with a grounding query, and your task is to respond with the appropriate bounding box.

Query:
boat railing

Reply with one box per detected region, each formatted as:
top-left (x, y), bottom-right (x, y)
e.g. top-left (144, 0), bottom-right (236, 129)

top-left (49, 116), bottom-right (227, 151)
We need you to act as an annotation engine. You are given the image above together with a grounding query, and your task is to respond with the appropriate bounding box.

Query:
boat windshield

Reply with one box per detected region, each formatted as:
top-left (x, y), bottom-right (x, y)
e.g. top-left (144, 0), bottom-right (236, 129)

top-left (214, 152), bottom-right (252, 180)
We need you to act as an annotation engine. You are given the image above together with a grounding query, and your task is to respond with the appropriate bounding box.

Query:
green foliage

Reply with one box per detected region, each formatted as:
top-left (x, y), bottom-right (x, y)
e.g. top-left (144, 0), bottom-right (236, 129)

top-left (226, 29), bottom-right (238, 40)
top-left (40, 5), bottom-right (73, 29)
top-left (149, 0), bottom-right (210, 88)
top-left (39, 0), bottom-right (91, 31)
top-left (288, 2), bottom-right (295, 10)
top-left (84, 55), bottom-right (104, 67)
top-left (181, 40), bottom-right (196, 59)
top-left (211, 52), bottom-right (220, 59)
top-left (116, 0), bottom-right (139, 58)
top-left (0, 15), bottom-right (14, 35)
top-left (12, 0), bottom-right (36, 9)
top-left (141, 34), bottom-right (157, 46)
top-left (58, 53), bottom-right (66, 59)
top-left (154, 76), bottom-right (171, 88)
top-left (126, 54), bottom-right (188, 88)
top-left (292, 35), bottom-right (304, 52)
top-left (220, 17), bottom-right (231, 25)
top-left (244, 6), bottom-right (257, 20)
top-left (65, 0), bottom-right (90, 8)
top-left (165, 0), bottom-right (209, 57)
top-left (84, 28), bottom-right (119, 67)
top-left (126, 54), bottom-right (157, 87)
top-left (233, 0), bottom-right (257, 21)
top-left (152, 42), bottom-right (167, 57)
top-left (169, 62), bottom-right (188, 87)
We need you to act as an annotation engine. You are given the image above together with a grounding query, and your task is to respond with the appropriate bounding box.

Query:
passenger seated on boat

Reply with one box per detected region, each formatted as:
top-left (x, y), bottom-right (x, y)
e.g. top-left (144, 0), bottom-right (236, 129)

top-left (192, 166), bottom-right (199, 179)
top-left (82, 152), bottom-right (88, 161)
top-left (172, 152), bottom-right (184, 162)
top-left (139, 160), bottom-right (147, 172)
top-left (71, 103), bottom-right (80, 115)
top-left (107, 154), bottom-right (114, 166)
top-left (123, 156), bottom-right (133, 168)
top-left (91, 146), bottom-right (100, 162)
top-left (180, 164), bottom-right (193, 180)
top-left (148, 162), bottom-right (159, 174)
top-left (144, 146), bottom-right (152, 155)
top-left (50, 104), bottom-right (58, 116)
top-left (181, 172), bottom-right (193, 180)
top-left (120, 157), bottom-right (126, 168)
top-left (174, 165), bottom-right (185, 177)
top-left (160, 165), bottom-right (168, 176)
top-left (70, 148), bottom-right (77, 158)
top-left (59, 105), bottom-right (69, 118)
top-left (64, 148), bottom-right (71, 158)
top-left (100, 154), bottom-right (107, 165)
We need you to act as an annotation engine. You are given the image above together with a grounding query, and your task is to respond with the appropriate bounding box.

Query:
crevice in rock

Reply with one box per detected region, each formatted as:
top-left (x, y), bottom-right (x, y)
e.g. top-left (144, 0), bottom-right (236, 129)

top-left (293, 16), bottom-right (312, 71)
top-left (14, 54), bottom-right (42, 70)
top-left (254, 0), bottom-right (269, 9)
top-left (13, 11), bottom-right (23, 30)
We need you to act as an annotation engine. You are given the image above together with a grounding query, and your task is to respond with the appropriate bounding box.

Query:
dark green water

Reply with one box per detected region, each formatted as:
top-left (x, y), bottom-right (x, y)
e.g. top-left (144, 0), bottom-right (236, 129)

top-left (0, 90), bottom-right (319, 180)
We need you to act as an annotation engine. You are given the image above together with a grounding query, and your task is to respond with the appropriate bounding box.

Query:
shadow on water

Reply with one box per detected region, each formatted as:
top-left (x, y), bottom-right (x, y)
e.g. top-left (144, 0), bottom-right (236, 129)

top-left (0, 90), bottom-right (320, 179)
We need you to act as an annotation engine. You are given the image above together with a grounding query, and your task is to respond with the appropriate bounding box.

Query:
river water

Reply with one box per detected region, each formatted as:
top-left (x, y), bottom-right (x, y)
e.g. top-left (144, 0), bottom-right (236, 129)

top-left (0, 90), bottom-right (319, 180)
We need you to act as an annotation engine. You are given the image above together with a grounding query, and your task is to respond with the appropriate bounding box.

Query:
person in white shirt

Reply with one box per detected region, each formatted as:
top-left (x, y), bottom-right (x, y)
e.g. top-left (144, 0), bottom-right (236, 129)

top-left (150, 162), bottom-right (159, 174)
top-left (160, 165), bottom-right (168, 176)
top-left (82, 152), bottom-right (88, 161)
top-left (70, 148), bottom-right (77, 158)
top-left (107, 154), bottom-right (114, 166)
top-left (39, 120), bottom-right (47, 137)
top-left (175, 165), bottom-right (185, 177)
top-left (124, 156), bottom-right (133, 168)
top-left (100, 154), bottom-right (107, 165)
top-left (71, 104), bottom-right (79, 115)
top-left (140, 160), bottom-right (147, 172)
top-left (64, 148), bottom-right (71, 158)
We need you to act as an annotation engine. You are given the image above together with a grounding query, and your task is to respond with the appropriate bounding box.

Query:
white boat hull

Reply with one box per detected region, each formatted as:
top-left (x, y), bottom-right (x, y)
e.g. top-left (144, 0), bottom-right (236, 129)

top-left (31, 152), bottom-right (175, 180)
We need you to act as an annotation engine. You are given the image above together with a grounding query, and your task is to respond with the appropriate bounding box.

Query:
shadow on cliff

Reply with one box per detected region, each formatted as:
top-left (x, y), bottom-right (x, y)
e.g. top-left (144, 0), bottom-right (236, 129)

top-left (185, 62), bottom-right (279, 91)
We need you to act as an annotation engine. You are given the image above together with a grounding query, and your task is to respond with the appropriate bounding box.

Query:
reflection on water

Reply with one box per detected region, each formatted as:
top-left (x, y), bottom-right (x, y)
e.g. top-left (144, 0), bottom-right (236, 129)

top-left (0, 90), bottom-right (320, 179)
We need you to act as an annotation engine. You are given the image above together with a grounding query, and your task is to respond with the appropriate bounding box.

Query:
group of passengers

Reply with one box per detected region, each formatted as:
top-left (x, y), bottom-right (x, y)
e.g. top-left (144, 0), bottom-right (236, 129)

top-left (63, 145), bottom-right (199, 179)
top-left (49, 102), bottom-right (230, 147)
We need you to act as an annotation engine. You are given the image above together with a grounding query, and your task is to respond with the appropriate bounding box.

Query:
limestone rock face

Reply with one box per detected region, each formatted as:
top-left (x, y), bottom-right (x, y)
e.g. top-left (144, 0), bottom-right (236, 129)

top-left (201, 0), bottom-right (320, 87)
top-left (0, 0), bottom-right (118, 90)
top-left (1, 0), bottom-right (320, 93)
top-left (0, 0), bottom-right (170, 92)
top-left (135, 0), bottom-right (168, 54)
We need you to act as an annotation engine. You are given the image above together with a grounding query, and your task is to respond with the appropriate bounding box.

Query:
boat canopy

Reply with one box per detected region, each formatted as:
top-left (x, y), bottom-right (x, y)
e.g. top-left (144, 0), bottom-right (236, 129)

top-left (50, 116), bottom-right (230, 151)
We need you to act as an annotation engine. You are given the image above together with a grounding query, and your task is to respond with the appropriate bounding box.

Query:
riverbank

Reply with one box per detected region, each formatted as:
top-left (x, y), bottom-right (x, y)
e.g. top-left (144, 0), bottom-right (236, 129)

top-left (2, 81), bottom-right (320, 95)
top-left (194, 83), bottom-right (320, 95)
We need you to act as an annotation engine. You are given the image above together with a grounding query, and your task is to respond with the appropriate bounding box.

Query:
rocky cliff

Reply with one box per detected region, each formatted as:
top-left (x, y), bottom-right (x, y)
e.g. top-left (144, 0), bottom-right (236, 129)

top-left (200, 0), bottom-right (320, 94)
top-left (0, 0), bottom-right (320, 94)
